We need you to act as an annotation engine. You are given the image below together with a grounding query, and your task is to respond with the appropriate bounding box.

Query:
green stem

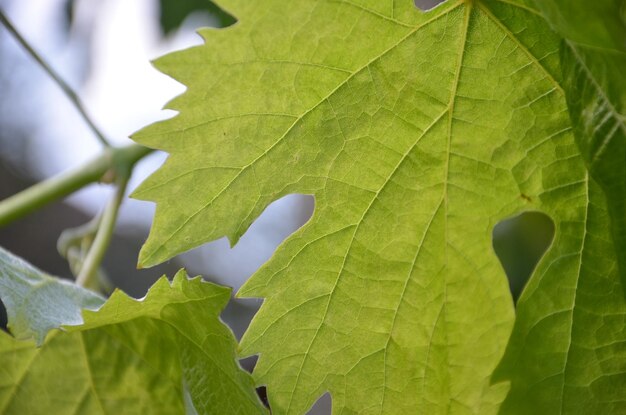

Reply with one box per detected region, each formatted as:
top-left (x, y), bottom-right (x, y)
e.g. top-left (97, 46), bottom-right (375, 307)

top-left (76, 173), bottom-right (129, 287)
top-left (0, 144), bottom-right (153, 227)
top-left (0, 9), bottom-right (111, 147)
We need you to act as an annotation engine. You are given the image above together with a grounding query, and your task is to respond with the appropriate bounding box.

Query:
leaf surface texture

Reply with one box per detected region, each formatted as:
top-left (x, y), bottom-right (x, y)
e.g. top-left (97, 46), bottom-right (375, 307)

top-left (132, 0), bottom-right (626, 413)
top-left (493, 1), bottom-right (626, 413)
top-left (0, 246), bottom-right (104, 345)
top-left (0, 271), bottom-right (266, 414)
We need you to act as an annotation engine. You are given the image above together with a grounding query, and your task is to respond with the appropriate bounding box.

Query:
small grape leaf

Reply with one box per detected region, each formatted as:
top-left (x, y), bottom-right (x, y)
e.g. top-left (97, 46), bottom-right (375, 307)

top-left (0, 270), bottom-right (266, 414)
top-left (132, 0), bottom-right (626, 413)
top-left (0, 245), bottom-right (104, 345)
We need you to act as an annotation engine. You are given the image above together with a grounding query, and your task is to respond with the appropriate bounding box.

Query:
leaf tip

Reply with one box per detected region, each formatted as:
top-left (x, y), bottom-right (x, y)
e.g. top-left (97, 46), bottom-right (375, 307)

top-left (136, 243), bottom-right (158, 269)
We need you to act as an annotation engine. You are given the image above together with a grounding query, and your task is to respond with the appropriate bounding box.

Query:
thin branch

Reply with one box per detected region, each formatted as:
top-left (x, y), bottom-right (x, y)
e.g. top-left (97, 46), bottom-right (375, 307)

top-left (0, 9), bottom-right (112, 147)
top-left (0, 144), bottom-right (153, 227)
top-left (76, 173), bottom-right (130, 287)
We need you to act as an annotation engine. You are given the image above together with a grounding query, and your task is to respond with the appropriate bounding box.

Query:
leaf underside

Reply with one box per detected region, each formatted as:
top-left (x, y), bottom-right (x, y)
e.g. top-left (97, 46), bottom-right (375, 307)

top-left (0, 246), bottom-right (104, 345)
top-left (0, 272), bottom-right (266, 414)
top-left (132, 0), bottom-right (626, 413)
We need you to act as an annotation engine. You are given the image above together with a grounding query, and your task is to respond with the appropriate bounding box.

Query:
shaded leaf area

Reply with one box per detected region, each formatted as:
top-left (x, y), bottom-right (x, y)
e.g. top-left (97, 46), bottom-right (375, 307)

top-left (0, 246), bottom-right (104, 345)
top-left (551, 0), bottom-right (626, 283)
top-left (0, 271), bottom-right (266, 415)
top-left (561, 45), bottom-right (626, 283)
top-left (132, 0), bottom-right (626, 413)
top-left (493, 1), bottom-right (626, 413)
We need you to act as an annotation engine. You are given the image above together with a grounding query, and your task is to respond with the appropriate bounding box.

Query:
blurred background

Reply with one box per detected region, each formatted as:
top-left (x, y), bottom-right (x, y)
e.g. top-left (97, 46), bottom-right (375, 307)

top-left (0, 0), bottom-right (554, 412)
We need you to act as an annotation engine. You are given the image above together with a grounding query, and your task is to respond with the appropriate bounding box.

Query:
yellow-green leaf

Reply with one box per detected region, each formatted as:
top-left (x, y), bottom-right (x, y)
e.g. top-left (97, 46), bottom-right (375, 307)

top-left (133, 0), bottom-right (626, 413)
top-left (0, 271), bottom-right (266, 414)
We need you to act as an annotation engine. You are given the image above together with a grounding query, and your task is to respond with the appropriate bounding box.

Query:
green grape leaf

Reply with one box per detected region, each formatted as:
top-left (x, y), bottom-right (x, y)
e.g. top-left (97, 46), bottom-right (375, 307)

top-left (493, 1), bottom-right (626, 413)
top-left (0, 270), bottom-right (266, 414)
top-left (555, 0), bottom-right (626, 282)
top-left (132, 0), bottom-right (626, 413)
top-left (531, 0), bottom-right (626, 280)
top-left (0, 246), bottom-right (104, 345)
top-left (528, 0), bottom-right (626, 53)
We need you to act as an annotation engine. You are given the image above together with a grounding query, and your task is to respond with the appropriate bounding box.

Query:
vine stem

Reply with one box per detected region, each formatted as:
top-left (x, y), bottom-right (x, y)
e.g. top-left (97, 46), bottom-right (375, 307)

top-left (0, 7), bottom-right (156, 288)
top-left (0, 144), bottom-right (152, 227)
top-left (0, 9), bottom-right (111, 147)
top-left (75, 172), bottom-right (129, 287)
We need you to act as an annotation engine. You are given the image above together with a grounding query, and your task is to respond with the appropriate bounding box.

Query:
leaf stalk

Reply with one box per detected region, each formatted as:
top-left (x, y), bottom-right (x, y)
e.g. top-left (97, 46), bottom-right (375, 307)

top-left (75, 171), bottom-right (129, 287)
top-left (0, 144), bottom-right (153, 227)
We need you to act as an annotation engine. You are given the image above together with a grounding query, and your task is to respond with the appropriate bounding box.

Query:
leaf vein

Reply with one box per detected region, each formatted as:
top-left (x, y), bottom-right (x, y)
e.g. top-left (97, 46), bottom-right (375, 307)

top-left (143, 2), bottom-right (464, 265)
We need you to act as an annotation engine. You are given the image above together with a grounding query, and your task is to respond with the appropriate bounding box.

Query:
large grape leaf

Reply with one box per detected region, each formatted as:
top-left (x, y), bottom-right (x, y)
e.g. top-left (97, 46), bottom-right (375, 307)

top-left (0, 246), bottom-right (104, 345)
top-left (493, 1), bottom-right (626, 413)
top-left (0, 271), bottom-right (266, 414)
top-left (132, 0), bottom-right (625, 413)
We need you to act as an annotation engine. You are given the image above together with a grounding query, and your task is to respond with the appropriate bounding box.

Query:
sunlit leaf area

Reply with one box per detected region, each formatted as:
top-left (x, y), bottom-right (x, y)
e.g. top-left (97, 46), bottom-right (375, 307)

top-left (0, 0), bottom-right (624, 414)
